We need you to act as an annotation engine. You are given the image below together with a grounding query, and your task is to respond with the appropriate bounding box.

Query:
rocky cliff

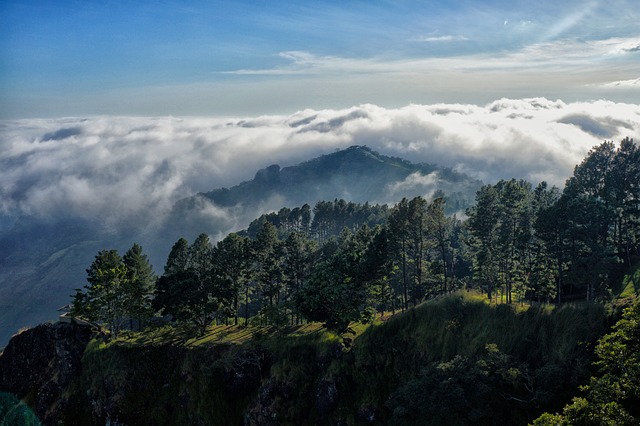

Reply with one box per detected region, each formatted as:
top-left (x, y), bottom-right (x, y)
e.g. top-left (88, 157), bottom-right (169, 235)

top-left (0, 321), bottom-right (94, 424)
top-left (0, 295), bottom-right (610, 425)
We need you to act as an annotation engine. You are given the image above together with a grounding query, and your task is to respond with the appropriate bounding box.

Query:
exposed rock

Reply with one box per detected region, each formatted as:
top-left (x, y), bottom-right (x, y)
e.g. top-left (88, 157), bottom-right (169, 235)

top-left (316, 379), bottom-right (338, 418)
top-left (0, 321), bottom-right (94, 425)
top-left (244, 378), bottom-right (294, 426)
top-left (356, 404), bottom-right (377, 423)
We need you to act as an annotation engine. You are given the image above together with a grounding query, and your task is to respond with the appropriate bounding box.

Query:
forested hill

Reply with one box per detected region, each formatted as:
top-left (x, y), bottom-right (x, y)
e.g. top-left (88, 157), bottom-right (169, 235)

top-left (174, 145), bottom-right (480, 215)
top-left (3, 290), bottom-right (639, 425)
top-left (1, 138), bottom-right (639, 424)
top-left (0, 145), bottom-right (480, 348)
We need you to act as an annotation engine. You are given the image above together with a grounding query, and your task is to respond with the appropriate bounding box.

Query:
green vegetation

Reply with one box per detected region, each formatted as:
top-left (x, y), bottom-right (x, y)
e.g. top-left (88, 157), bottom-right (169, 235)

top-left (56, 292), bottom-right (613, 425)
top-left (533, 296), bottom-right (640, 425)
top-left (72, 139), bottom-right (639, 339)
top-left (53, 137), bottom-right (639, 424)
top-left (70, 244), bottom-right (155, 337)
top-left (331, 293), bottom-right (608, 424)
top-left (616, 263), bottom-right (640, 302)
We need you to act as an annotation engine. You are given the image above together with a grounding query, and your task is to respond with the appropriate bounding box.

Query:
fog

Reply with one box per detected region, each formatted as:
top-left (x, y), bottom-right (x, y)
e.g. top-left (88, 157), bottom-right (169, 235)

top-left (1, 98), bottom-right (638, 233)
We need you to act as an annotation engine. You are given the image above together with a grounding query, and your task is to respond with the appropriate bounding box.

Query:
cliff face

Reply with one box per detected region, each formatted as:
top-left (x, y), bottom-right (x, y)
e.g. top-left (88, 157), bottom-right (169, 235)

top-left (0, 322), bottom-right (94, 424)
top-left (0, 295), bottom-right (611, 426)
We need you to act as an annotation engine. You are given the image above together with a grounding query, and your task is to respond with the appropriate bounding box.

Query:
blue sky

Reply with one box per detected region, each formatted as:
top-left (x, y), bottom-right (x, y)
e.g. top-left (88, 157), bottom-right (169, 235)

top-left (1, 0), bottom-right (638, 118)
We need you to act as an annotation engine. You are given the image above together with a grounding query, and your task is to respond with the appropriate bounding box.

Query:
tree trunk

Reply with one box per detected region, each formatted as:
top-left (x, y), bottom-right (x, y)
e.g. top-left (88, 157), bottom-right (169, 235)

top-left (244, 287), bottom-right (249, 327)
top-left (233, 294), bottom-right (239, 326)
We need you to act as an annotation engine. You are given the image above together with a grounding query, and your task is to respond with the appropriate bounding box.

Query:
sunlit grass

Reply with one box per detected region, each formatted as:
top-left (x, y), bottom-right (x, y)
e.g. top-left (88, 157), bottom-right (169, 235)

top-left (112, 318), bottom-right (373, 348)
top-left (618, 264), bottom-right (640, 299)
top-left (76, 289), bottom-right (616, 425)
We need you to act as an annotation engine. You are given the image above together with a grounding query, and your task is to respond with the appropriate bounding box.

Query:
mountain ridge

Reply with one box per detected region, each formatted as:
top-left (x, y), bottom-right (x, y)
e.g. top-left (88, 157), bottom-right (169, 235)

top-left (178, 145), bottom-right (478, 213)
top-left (0, 145), bottom-right (482, 348)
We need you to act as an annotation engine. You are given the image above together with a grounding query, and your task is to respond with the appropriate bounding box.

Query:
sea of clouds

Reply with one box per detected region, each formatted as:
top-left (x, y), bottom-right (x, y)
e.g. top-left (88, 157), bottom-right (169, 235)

top-left (1, 98), bottom-right (639, 233)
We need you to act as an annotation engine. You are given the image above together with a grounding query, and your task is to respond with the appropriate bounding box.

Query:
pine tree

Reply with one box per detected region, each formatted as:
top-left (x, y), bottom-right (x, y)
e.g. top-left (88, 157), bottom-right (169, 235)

top-left (122, 243), bottom-right (155, 331)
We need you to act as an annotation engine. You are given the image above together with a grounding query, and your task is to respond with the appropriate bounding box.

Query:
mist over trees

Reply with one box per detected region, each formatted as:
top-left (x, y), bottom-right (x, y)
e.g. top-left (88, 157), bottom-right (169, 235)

top-left (4, 136), bottom-right (632, 426)
top-left (69, 137), bottom-right (639, 335)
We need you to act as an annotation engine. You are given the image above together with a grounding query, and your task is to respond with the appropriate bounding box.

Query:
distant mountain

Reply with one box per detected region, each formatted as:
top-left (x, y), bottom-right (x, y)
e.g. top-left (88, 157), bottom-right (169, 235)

top-left (203, 145), bottom-right (477, 207)
top-left (169, 146), bottom-right (480, 238)
top-left (0, 145), bottom-right (482, 347)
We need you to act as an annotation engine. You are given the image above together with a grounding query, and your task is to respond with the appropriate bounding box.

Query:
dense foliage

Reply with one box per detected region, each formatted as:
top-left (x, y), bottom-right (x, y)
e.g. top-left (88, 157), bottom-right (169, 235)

top-left (71, 244), bottom-right (155, 336)
top-left (12, 137), bottom-right (639, 425)
top-left (71, 138), bottom-right (639, 335)
top-left (533, 295), bottom-right (640, 425)
top-left (53, 293), bottom-right (611, 425)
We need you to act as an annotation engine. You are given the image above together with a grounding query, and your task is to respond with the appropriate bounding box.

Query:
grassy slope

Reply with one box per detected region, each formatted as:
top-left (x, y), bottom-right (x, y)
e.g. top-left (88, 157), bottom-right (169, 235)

top-left (334, 294), bottom-right (608, 424)
top-left (64, 291), bottom-right (616, 425)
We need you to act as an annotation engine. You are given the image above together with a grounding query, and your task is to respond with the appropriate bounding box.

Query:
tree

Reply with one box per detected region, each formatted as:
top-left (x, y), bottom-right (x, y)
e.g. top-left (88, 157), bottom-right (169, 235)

top-left (467, 180), bottom-right (536, 303)
top-left (297, 227), bottom-right (374, 331)
top-left (388, 198), bottom-right (411, 311)
top-left (557, 140), bottom-right (639, 301)
top-left (496, 179), bottom-right (533, 304)
top-left (535, 186), bottom-right (572, 303)
top-left (253, 222), bottom-right (286, 324)
top-left (388, 344), bottom-right (536, 425)
top-left (528, 182), bottom-right (561, 303)
top-left (154, 270), bottom-right (210, 335)
top-left (407, 196), bottom-right (428, 305)
top-left (609, 137), bottom-right (640, 266)
top-left (533, 299), bottom-right (640, 425)
top-left (363, 225), bottom-right (395, 314)
top-left (164, 237), bottom-right (190, 275)
top-left (213, 233), bottom-right (251, 325)
top-left (154, 235), bottom-right (222, 335)
top-left (426, 197), bottom-right (452, 295)
top-left (190, 233), bottom-right (212, 281)
top-left (467, 185), bottom-right (501, 301)
top-left (282, 231), bottom-right (317, 325)
top-left (122, 243), bottom-right (156, 331)
top-left (71, 249), bottom-right (129, 337)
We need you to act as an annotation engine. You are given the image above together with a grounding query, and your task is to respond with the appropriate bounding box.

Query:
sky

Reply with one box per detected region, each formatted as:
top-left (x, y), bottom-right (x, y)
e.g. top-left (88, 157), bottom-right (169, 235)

top-left (1, 0), bottom-right (639, 232)
top-left (1, 1), bottom-right (639, 339)
top-left (1, 0), bottom-right (639, 118)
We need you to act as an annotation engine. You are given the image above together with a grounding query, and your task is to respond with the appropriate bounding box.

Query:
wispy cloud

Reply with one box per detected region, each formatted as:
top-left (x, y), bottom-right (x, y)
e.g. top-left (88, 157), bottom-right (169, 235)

top-left (412, 35), bottom-right (469, 42)
top-left (221, 36), bottom-right (640, 83)
top-left (609, 38), bottom-right (640, 54)
top-left (541, 1), bottom-right (597, 41)
top-left (597, 78), bottom-right (640, 89)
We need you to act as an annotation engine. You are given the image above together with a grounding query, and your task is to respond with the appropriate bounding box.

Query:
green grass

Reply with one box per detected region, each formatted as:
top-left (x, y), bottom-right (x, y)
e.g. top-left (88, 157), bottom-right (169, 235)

top-left (327, 291), bottom-right (608, 423)
top-left (67, 290), bottom-right (615, 425)
top-left (112, 318), bottom-right (372, 349)
top-left (618, 264), bottom-right (640, 299)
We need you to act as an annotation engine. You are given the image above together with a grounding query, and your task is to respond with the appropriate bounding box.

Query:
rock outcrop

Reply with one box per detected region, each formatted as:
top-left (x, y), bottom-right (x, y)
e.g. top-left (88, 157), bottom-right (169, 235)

top-left (0, 321), bottom-right (94, 424)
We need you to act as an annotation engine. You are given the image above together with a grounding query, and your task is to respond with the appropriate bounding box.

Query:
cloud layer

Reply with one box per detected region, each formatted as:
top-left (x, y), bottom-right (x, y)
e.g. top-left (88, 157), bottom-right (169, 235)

top-left (1, 98), bottom-right (639, 233)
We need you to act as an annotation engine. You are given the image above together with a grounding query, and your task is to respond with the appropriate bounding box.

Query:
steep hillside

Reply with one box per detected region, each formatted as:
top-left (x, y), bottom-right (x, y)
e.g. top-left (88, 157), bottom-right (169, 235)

top-left (0, 146), bottom-right (481, 348)
top-left (0, 293), bottom-right (611, 425)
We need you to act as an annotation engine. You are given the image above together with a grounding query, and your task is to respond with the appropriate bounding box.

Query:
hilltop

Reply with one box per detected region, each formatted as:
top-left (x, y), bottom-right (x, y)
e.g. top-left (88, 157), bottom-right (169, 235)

top-left (0, 146), bottom-right (481, 348)
top-left (0, 292), bottom-right (619, 425)
top-left (198, 145), bottom-right (477, 209)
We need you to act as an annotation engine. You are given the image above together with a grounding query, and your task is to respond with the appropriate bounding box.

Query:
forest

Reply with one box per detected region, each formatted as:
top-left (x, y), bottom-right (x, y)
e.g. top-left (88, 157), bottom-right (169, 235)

top-left (71, 138), bottom-right (639, 337)
top-left (2, 137), bottom-right (639, 425)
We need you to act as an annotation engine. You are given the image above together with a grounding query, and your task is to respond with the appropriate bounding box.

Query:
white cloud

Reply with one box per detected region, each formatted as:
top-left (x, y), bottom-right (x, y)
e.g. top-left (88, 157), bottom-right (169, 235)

top-left (220, 36), bottom-right (640, 84)
top-left (384, 172), bottom-right (441, 202)
top-left (412, 35), bottom-right (469, 42)
top-left (1, 98), bottom-right (638, 235)
top-left (597, 78), bottom-right (640, 89)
